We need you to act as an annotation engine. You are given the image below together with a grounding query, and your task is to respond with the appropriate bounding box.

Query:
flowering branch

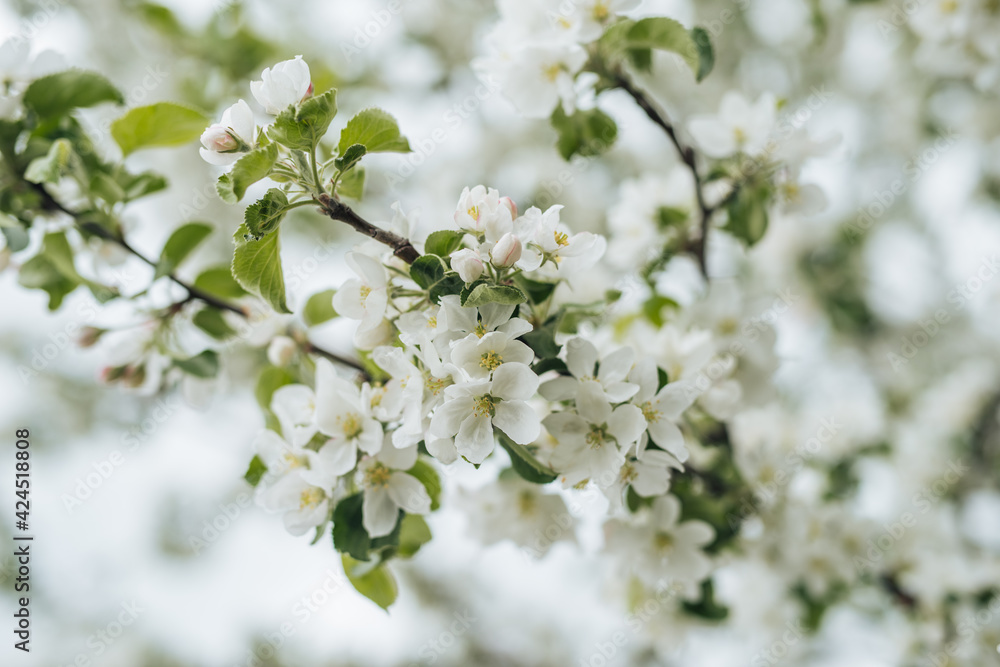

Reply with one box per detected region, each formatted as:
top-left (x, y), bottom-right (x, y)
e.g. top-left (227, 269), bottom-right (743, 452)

top-left (30, 183), bottom-right (368, 377)
top-left (315, 193), bottom-right (420, 264)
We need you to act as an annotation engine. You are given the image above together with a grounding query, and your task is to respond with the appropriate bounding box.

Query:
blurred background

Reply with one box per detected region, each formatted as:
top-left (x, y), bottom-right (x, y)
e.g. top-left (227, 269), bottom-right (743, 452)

top-left (2, 0), bottom-right (1000, 665)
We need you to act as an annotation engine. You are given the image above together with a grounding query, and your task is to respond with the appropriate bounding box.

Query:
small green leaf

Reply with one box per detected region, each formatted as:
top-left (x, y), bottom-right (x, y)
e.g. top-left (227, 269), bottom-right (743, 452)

top-left (255, 366), bottom-right (295, 410)
top-left (723, 185), bottom-right (771, 246)
top-left (428, 273), bottom-right (464, 304)
top-left (462, 283), bottom-right (527, 308)
top-left (550, 106), bottom-right (618, 161)
top-left (244, 188), bottom-right (288, 239)
top-left (193, 307), bottom-right (237, 340)
top-left (499, 434), bottom-right (557, 484)
top-left (521, 315), bottom-right (560, 359)
top-left (397, 515), bottom-right (432, 559)
top-left (341, 555), bottom-right (398, 611)
top-left (174, 350), bottom-right (220, 378)
top-left (407, 458), bottom-right (442, 511)
top-left (194, 266), bottom-right (248, 300)
top-left (23, 70), bottom-right (123, 119)
top-left (333, 493), bottom-right (402, 562)
top-left (690, 27), bottom-right (715, 82)
top-left (216, 143), bottom-right (278, 204)
top-left (232, 222), bottom-right (289, 313)
top-left (17, 233), bottom-right (81, 310)
top-left (244, 455), bottom-right (268, 487)
top-left (302, 289), bottom-right (338, 327)
top-left (24, 139), bottom-right (75, 184)
top-left (424, 230), bottom-right (466, 257)
top-left (334, 143), bottom-right (366, 172)
top-left (156, 222), bottom-right (212, 279)
top-left (338, 166), bottom-right (365, 200)
top-left (409, 254), bottom-right (447, 290)
top-left (624, 17), bottom-right (699, 76)
top-left (337, 107), bottom-right (410, 154)
top-left (268, 88), bottom-right (338, 152)
top-left (111, 102), bottom-right (210, 155)
top-left (513, 274), bottom-right (557, 305)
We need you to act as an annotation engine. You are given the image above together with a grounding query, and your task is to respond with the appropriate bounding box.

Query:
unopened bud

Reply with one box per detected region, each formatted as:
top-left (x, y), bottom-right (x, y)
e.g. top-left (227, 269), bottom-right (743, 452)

top-left (490, 233), bottom-right (522, 268)
top-left (450, 248), bottom-right (485, 283)
top-left (267, 335), bottom-right (297, 367)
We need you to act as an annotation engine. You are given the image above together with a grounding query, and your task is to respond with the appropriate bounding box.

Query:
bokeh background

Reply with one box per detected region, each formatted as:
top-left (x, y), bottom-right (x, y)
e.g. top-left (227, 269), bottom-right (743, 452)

top-left (2, 0), bottom-right (1000, 665)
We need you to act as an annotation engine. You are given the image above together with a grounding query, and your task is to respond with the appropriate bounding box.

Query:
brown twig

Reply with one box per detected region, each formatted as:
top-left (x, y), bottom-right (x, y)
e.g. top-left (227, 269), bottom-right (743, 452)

top-left (30, 183), bottom-right (369, 378)
top-left (612, 70), bottom-right (715, 277)
top-left (315, 193), bottom-right (420, 264)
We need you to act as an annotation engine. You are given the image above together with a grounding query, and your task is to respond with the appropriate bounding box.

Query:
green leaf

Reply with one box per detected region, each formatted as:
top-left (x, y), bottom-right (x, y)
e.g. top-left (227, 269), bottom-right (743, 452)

top-left (232, 222), bottom-right (289, 313)
top-left (338, 166), bottom-right (365, 200)
top-left (337, 107), bottom-right (410, 154)
top-left (192, 307), bottom-right (237, 340)
top-left (499, 434), bottom-right (557, 484)
top-left (642, 294), bottom-right (679, 327)
top-left (216, 143), bottom-right (278, 204)
top-left (174, 350), bottom-right (220, 378)
top-left (462, 283), bottom-right (527, 308)
top-left (521, 315), bottom-right (560, 359)
top-left (243, 188), bottom-right (288, 239)
top-left (723, 185), bottom-right (771, 246)
top-left (409, 254), bottom-right (447, 290)
top-left (268, 88), bottom-right (338, 152)
top-left (333, 493), bottom-right (401, 562)
top-left (255, 366), bottom-right (295, 410)
top-left (424, 230), bottom-right (466, 257)
top-left (428, 273), bottom-right (464, 304)
top-left (550, 106), bottom-right (618, 161)
top-left (155, 222), bottom-right (212, 279)
top-left (397, 515), bottom-right (432, 559)
top-left (690, 27), bottom-right (715, 82)
top-left (194, 266), bottom-right (247, 300)
top-left (532, 357), bottom-right (569, 375)
top-left (302, 289), bottom-right (338, 326)
top-left (23, 139), bottom-right (75, 184)
top-left (110, 102), bottom-right (210, 155)
top-left (334, 143), bottom-right (366, 172)
top-left (23, 70), bottom-right (123, 119)
top-left (681, 579), bottom-right (729, 621)
top-left (407, 458), bottom-right (442, 511)
top-left (512, 274), bottom-right (557, 305)
top-left (17, 233), bottom-right (81, 310)
top-left (244, 455), bottom-right (268, 487)
top-left (341, 555), bottom-right (398, 611)
top-left (624, 17), bottom-right (699, 76)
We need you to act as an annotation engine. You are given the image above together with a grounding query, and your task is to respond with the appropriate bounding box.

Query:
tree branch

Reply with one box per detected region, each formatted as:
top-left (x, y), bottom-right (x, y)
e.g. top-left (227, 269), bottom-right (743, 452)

top-left (612, 70), bottom-right (714, 277)
top-left (315, 193), bottom-right (420, 264)
top-left (30, 183), bottom-right (370, 379)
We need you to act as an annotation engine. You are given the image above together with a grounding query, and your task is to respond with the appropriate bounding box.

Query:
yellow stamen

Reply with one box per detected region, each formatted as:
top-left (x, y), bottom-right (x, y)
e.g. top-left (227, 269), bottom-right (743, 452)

top-left (364, 462), bottom-right (392, 488)
top-left (299, 488), bottom-right (324, 509)
top-left (480, 350), bottom-right (503, 372)
top-left (554, 230), bottom-right (569, 247)
top-left (338, 413), bottom-right (363, 439)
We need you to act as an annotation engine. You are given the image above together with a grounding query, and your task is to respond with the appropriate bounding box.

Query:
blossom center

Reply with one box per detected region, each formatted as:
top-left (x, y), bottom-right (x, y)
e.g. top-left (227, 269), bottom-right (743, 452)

top-left (474, 323), bottom-right (487, 338)
top-left (733, 127), bottom-right (747, 145)
top-left (640, 401), bottom-right (662, 423)
top-left (339, 412), bottom-right (364, 439)
top-left (364, 462), bottom-right (392, 488)
top-left (359, 285), bottom-right (372, 302)
top-left (425, 376), bottom-right (447, 395)
top-left (543, 63), bottom-right (562, 82)
top-left (517, 490), bottom-right (537, 515)
top-left (467, 205), bottom-right (480, 220)
top-left (939, 0), bottom-right (958, 11)
top-left (592, 1), bottom-right (610, 21)
top-left (299, 488), bottom-right (324, 510)
top-left (480, 350), bottom-right (503, 371)
top-left (553, 230), bottom-right (569, 247)
top-left (653, 531), bottom-right (674, 552)
top-left (427, 316), bottom-right (437, 329)
top-left (473, 394), bottom-right (496, 417)
top-left (586, 423), bottom-right (609, 448)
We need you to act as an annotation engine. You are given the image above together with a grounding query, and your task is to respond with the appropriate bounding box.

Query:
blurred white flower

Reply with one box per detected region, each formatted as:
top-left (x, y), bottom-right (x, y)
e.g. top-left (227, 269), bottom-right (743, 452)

top-left (250, 55), bottom-right (312, 114)
top-left (358, 444), bottom-right (431, 537)
top-left (687, 92), bottom-right (776, 158)
top-left (333, 252), bottom-right (389, 334)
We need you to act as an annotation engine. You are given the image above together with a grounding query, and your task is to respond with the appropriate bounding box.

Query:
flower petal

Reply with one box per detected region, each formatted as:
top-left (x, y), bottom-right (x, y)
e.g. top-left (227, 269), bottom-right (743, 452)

top-left (362, 487), bottom-right (399, 538)
top-left (491, 362), bottom-right (539, 401)
top-left (455, 413), bottom-right (496, 464)
top-left (493, 400), bottom-right (541, 445)
top-left (387, 472), bottom-right (432, 514)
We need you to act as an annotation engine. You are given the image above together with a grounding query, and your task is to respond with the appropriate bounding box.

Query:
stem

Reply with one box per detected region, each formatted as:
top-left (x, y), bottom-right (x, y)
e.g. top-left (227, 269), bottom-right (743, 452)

top-left (30, 183), bottom-right (369, 377)
top-left (612, 69), bottom-right (715, 277)
top-left (315, 193), bottom-right (420, 264)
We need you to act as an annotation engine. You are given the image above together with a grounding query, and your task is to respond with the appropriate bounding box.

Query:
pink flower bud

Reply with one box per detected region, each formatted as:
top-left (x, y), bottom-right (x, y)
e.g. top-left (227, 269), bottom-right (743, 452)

top-left (490, 233), bottom-right (522, 268)
top-left (450, 248), bottom-right (485, 283)
top-left (200, 124), bottom-right (238, 152)
top-left (78, 327), bottom-right (104, 348)
top-left (500, 196), bottom-right (517, 220)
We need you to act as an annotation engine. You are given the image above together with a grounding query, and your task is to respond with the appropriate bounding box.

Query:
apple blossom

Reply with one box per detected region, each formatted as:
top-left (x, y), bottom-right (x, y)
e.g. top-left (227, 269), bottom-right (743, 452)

top-left (250, 55), bottom-right (312, 114)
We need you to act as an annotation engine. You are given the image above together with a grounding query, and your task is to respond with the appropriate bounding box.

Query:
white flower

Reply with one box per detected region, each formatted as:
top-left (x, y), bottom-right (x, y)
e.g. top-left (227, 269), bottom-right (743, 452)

top-left (430, 362), bottom-right (540, 463)
top-left (629, 360), bottom-right (696, 462)
top-left (438, 296), bottom-right (533, 349)
top-left (687, 92), bottom-right (776, 158)
top-left (475, 42), bottom-right (587, 118)
top-left (271, 383), bottom-right (318, 447)
top-left (604, 495), bottom-right (715, 589)
top-left (516, 204), bottom-right (605, 274)
top-left (250, 55), bottom-right (312, 115)
top-left (266, 335), bottom-right (297, 367)
top-left (333, 252), bottom-right (389, 336)
top-left (545, 382), bottom-right (646, 487)
top-left (199, 99), bottom-right (256, 166)
top-left (450, 247), bottom-right (485, 283)
top-left (371, 346), bottom-right (427, 448)
top-left (257, 467), bottom-right (333, 536)
top-left (0, 39), bottom-right (64, 120)
top-left (314, 359), bottom-right (383, 465)
top-left (540, 337), bottom-right (639, 404)
top-left (450, 327), bottom-right (535, 380)
top-left (252, 428), bottom-right (309, 479)
top-left (607, 169), bottom-right (696, 270)
top-left (490, 232), bottom-right (522, 268)
top-left (357, 444), bottom-right (431, 538)
top-left (453, 185), bottom-right (515, 236)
